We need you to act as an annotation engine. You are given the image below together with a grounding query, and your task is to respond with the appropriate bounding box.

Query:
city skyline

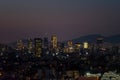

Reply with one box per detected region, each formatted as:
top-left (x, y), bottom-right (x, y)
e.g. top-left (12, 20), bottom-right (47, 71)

top-left (0, 0), bottom-right (120, 43)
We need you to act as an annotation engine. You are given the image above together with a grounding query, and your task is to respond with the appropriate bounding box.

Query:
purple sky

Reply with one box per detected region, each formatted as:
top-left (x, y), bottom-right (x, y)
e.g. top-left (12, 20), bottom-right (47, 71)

top-left (0, 0), bottom-right (120, 43)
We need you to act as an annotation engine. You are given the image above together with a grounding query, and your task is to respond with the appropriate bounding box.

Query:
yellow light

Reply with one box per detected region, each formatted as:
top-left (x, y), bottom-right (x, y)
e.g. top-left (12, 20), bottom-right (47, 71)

top-left (51, 35), bottom-right (57, 48)
top-left (83, 42), bottom-right (88, 49)
top-left (77, 44), bottom-right (81, 47)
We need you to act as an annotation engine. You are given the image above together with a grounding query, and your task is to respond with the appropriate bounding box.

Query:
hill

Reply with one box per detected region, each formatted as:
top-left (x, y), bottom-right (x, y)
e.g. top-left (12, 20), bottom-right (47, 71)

top-left (72, 34), bottom-right (120, 44)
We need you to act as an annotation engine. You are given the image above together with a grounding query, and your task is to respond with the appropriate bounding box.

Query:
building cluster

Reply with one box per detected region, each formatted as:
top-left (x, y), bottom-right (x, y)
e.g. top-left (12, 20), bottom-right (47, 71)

top-left (14, 35), bottom-right (90, 57)
top-left (13, 35), bottom-right (120, 57)
top-left (101, 71), bottom-right (120, 80)
top-left (0, 35), bottom-right (120, 80)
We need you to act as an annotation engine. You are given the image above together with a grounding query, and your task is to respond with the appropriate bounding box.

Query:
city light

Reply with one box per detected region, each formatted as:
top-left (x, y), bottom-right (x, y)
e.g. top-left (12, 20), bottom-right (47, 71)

top-left (83, 42), bottom-right (89, 49)
top-left (0, 35), bottom-right (119, 80)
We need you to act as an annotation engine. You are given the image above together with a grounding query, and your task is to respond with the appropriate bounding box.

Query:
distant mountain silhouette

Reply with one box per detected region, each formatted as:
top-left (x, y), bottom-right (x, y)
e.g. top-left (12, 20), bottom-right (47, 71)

top-left (72, 34), bottom-right (120, 44)
top-left (105, 34), bottom-right (120, 43)
top-left (72, 34), bottom-right (104, 43)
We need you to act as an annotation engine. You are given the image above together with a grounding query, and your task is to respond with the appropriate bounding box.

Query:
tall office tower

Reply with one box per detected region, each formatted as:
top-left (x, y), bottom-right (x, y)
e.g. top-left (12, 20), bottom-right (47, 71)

top-left (75, 43), bottom-right (81, 53)
top-left (83, 42), bottom-right (89, 49)
top-left (68, 40), bottom-right (73, 47)
top-left (34, 38), bottom-right (42, 57)
top-left (17, 40), bottom-right (24, 50)
top-left (27, 39), bottom-right (33, 53)
top-left (63, 46), bottom-right (69, 53)
top-left (51, 35), bottom-right (57, 49)
top-left (83, 42), bottom-right (89, 55)
top-left (67, 40), bottom-right (74, 53)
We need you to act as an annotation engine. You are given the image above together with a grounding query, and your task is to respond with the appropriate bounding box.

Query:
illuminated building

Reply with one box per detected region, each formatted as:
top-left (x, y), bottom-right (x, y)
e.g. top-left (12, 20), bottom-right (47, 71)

top-left (63, 46), bottom-right (69, 53)
top-left (101, 71), bottom-right (120, 80)
top-left (34, 38), bottom-right (42, 57)
top-left (67, 40), bottom-right (74, 53)
top-left (16, 40), bottom-right (24, 50)
top-left (51, 35), bottom-right (57, 49)
top-left (75, 43), bottom-right (81, 53)
top-left (68, 40), bottom-right (73, 47)
top-left (27, 39), bottom-right (33, 53)
top-left (83, 42), bottom-right (89, 55)
top-left (83, 42), bottom-right (89, 49)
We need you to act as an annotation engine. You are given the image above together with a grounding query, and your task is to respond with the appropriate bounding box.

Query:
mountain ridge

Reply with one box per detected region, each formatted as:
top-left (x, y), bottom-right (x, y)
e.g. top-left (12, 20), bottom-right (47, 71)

top-left (72, 34), bottom-right (120, 44)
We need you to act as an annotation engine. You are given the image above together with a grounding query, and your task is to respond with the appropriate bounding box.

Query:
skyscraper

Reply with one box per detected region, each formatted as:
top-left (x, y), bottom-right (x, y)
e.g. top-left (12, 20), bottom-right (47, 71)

top-left (67, 40), bottom-right (74, 53)
top-left (51, 35), bottom-right (57, 49)
top-left (74, 43), bottom-right (81, 53)
top-left (34, 38), bottom-right (42, 57)
top-left (67, 40), bottom-right (73, 47)
top-left (27, 39), bottom-right (33, 53)
top-left (16, 40), bottom-right (24, 50)
top-left (83, 42), bottom-right (89, 49)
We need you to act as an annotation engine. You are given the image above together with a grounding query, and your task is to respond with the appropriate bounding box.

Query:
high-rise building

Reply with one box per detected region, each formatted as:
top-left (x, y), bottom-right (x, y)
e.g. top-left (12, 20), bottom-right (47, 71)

top-left (27, 39), bottom-right (33, 53)
top-left (75, 43), bottom-right (81, 53)
top-left (16, 40), bottom-right (24, 50)
top-left (67, 40), bottom-right (74, 53)
top-left (63, 46), bottom-right (69, 53)
top-left (34, 38), bottom-right (42, 57)
top-left (68, 40), bottom-right (73, 47)
top-left (83, 42), bottom-right (89, 49)
top-left (51, 35), bottom-right (57, 49)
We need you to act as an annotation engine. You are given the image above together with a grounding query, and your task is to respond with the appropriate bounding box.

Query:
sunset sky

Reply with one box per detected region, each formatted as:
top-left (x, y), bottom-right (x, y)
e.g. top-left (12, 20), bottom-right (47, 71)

top-left (0, 0), bottom-right (120, 43)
